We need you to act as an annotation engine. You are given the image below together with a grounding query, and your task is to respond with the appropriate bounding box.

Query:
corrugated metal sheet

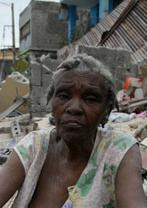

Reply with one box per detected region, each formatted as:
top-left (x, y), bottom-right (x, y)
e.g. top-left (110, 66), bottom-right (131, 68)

top-left (58, 0), bottom-right (147, 64)
top-left (103, 0), bottom-right (147, 63)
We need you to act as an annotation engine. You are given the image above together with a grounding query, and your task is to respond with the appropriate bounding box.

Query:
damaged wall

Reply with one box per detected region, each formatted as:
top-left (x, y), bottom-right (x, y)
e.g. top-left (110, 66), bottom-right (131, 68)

top-left (77, 45), bottom-right (135, 90)
top-left (30, 55), bottom-right (61, 116)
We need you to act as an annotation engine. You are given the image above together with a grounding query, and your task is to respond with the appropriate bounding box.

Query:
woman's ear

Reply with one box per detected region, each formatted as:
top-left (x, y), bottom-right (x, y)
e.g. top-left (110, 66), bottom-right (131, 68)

top-left (100, 104), bottom-right (112, 127)
top-left (100, 113), bottom-right (109, 128)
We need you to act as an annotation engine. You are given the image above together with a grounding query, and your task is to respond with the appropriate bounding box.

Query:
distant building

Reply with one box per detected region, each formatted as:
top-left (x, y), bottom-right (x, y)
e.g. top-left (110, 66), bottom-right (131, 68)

top-left (0, 48), bottom-right (13, 61)
top-left (19, 0), bottom-right (92, 57)
top-left (19, 1), bottom-right (68, 57)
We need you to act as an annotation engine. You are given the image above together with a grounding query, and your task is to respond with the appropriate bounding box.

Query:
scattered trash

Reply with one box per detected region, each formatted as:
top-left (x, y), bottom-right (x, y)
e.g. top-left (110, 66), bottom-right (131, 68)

top-left (109, 112), bottom-right (136, 123)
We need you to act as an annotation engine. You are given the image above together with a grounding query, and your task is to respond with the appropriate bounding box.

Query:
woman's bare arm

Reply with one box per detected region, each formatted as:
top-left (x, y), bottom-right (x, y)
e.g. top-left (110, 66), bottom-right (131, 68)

top-left (116, 144), bottom-right (147, 208)
top-left (0, 151), bottom-right (25, 206)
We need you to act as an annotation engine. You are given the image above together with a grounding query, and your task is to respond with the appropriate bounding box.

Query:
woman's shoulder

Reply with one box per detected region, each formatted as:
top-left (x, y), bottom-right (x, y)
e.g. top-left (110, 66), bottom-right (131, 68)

top-left (99, 125), bottom-right (137, 150)
top-left (111, 128), bottom-right (137, 150)
top-left (13, 126), bottom-right (55, 174)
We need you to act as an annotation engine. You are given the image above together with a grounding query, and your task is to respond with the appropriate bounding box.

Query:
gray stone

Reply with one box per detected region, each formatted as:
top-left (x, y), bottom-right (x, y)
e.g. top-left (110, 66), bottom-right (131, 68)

top-left (41, 55), bottom-right (61, 72)
top-left (30, 62), bottom-right (41, 86)
top-left (42, 73), bottom-right (53, 90)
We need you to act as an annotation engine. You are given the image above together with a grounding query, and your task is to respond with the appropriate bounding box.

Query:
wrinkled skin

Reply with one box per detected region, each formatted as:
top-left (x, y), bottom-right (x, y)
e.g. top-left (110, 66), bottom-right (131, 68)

top-left (52, 71), bottom-right (109, 155)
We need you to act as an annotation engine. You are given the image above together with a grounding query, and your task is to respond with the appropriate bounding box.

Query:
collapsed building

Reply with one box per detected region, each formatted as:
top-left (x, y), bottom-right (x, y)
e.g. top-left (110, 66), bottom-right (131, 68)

top-left (0, 0), bottom-right (146, 119)
top-left (24, 0), bottom-right (147, 117)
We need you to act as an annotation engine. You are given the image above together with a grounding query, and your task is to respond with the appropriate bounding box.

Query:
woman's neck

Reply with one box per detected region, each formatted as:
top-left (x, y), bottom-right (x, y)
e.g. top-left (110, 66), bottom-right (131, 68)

top-left (58, 131), bottom-right (97, 163)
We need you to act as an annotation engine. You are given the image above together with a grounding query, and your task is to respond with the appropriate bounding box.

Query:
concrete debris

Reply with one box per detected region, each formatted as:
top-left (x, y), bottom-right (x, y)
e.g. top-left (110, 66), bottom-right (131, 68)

top-left (10, 120), bottom-right (21, 142)
top-left (0, 113), bottom-right (52, 150)
top-left (0, 113), bottom-right (38, 165)
top-left (0, 72), bottom-right (29, 114)
top-left (0, 93), bottom-right (29, 121)
top-left (0, 113), bottom-right (54, 165)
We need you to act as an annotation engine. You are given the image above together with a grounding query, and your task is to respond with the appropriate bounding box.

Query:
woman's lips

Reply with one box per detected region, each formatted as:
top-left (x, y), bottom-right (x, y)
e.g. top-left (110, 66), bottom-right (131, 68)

top-left (61, 120), bottom-right (84, 129)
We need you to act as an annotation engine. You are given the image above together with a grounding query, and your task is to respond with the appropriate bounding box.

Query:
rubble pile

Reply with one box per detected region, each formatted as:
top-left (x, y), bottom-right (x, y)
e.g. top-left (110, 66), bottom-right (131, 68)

top-left (0, 113), bottom-right (53, 164)
top-left (0, 114), bottom-right (37, 164)
top-left (0, 72), bottom-right (29, 114)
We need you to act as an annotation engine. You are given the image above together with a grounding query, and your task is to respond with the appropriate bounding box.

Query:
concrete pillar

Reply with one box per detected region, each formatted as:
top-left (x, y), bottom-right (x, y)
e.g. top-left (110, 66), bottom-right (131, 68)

top-left (99, 0), bottom-right (109, 20)
top-left (90, 4), bottom-right (99, 27)
top-left (68, 5), bottom-right (77, 43)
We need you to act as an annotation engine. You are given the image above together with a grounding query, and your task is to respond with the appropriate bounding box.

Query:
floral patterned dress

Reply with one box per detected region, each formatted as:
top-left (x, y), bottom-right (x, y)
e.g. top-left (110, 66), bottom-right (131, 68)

top-left (8, 125), bottom-right (136, 208)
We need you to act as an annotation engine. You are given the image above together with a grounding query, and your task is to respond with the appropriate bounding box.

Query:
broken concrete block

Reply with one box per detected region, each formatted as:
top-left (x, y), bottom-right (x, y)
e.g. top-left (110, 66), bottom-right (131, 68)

top-left (0, 72), bottom-right (29, 113)
top-left (40, 54), bottom-right (61, 72)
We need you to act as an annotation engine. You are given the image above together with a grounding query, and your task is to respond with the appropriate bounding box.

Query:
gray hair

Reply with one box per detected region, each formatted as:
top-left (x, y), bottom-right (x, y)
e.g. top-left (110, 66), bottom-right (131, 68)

top-left (47, 53), bottom-right (118, 125)
top-left (54, 53), bottom-right (113, 84)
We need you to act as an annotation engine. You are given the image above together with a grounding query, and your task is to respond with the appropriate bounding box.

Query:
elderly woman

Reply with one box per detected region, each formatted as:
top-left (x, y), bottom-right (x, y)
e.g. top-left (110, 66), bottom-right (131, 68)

top-left (0, 54), bottom-right (146, 208)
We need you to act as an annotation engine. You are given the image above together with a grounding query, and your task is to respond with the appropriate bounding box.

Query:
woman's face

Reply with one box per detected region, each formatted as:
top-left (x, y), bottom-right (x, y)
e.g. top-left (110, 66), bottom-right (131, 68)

top-left (52, 70), bottom-right (109, 140)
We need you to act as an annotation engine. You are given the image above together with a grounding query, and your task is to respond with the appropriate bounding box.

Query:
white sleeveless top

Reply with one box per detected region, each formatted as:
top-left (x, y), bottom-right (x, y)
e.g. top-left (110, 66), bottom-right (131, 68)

top-left (4, 126), bottom-right (136, 208)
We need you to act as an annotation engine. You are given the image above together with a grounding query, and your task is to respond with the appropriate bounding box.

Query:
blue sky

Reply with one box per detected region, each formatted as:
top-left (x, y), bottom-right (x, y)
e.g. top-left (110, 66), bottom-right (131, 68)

top-left (0, 0), bottom-right (60, 49)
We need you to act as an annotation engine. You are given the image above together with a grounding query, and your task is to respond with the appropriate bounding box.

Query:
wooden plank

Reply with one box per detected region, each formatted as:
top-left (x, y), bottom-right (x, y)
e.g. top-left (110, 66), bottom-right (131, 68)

top-left (119, 97), bottom-right (147, 111)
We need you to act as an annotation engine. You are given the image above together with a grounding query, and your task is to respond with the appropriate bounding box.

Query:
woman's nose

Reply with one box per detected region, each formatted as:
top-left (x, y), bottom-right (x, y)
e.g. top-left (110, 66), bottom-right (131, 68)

top-left (65, 99), bottom-right (83, 115)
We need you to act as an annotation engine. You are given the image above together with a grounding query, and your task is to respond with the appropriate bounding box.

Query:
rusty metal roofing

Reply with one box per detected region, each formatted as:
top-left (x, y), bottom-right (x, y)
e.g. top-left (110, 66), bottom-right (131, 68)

top-left (58, 0), bottom-right (147, 64)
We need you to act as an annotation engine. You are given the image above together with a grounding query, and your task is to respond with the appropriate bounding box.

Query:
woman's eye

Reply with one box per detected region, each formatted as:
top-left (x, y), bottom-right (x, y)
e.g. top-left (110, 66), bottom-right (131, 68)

top-left (85, 95), bottom-right (101, 103)
top-left (57, 92), bottom-right (70, 100)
